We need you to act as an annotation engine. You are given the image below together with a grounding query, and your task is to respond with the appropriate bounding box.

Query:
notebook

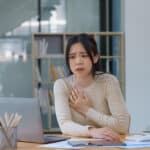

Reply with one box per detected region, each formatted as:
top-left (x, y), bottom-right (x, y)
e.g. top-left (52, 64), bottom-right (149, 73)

top-left (0, 97), bottom-right (70, 143)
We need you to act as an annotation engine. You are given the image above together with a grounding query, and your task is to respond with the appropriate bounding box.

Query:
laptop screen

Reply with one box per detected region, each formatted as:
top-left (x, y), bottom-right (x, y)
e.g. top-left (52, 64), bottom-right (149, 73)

top-left (0, 97), bottom-right (44, 143)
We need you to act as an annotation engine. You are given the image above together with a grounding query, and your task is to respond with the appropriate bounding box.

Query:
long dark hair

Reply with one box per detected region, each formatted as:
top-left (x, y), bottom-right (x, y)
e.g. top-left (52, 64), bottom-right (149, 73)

top-left (65, 33), bottom-right (102, 76)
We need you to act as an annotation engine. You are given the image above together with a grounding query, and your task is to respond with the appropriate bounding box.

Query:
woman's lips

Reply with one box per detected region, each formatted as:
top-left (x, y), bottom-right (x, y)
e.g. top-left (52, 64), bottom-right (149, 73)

top-left (75, 67), bottom-right (84, 71)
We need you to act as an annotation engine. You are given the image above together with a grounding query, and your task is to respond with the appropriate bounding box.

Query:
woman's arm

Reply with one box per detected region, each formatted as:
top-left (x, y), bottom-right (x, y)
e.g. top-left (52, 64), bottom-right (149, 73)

top-left (54, 78), bottom-right (123, 142)
top-left (53, 79), bottom-right (91, 137)
top-left (85, 75), bottom-right (130, 134)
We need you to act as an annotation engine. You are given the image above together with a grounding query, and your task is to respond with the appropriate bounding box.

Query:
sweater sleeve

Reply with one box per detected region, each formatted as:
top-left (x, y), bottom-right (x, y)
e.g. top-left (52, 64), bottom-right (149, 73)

top-left (53, 79), bottom-right (91, 137)
top-left (85, 75), bottom-right (130, 134)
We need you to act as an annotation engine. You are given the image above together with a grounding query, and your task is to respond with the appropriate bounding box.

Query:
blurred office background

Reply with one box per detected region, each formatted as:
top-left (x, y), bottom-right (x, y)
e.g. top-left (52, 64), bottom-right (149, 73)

top-left (0, 0), bottom-right (150, 133)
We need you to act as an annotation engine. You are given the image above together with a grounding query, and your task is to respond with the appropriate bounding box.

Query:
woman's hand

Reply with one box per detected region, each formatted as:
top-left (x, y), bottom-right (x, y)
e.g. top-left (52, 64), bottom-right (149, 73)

top-left (69, 87), bottom-right (92, 116)
top-left (88, 127), bottom-right (122, 143)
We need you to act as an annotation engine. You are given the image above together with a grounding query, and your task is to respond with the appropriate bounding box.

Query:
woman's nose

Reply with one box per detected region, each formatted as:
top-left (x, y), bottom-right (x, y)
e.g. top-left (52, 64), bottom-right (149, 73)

top-left (75, 56), bottom-right (83, 64)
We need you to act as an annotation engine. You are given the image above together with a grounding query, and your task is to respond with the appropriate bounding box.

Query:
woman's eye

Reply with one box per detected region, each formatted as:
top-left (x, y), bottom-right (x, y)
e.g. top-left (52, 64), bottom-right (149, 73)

top-left (69, 55), bottom-right (75, 59)
top-left (82, 54), bottom-right (89, 58)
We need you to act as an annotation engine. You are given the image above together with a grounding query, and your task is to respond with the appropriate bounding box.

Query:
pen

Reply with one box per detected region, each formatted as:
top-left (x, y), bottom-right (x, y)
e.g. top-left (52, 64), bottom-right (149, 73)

top-left (4, 112), bottom-right (10, 127)
top-left (7, 113), bottom-right (15, 127)
top-left (0, 116), bottom-right (7, 127)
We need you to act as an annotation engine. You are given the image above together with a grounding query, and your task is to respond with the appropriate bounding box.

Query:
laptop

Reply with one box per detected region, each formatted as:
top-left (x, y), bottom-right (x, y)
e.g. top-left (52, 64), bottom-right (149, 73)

top-left (0, 97), bottom-right (70, 143)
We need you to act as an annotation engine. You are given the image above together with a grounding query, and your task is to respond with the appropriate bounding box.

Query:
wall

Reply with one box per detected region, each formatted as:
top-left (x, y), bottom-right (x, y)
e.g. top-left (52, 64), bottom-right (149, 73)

top-left (0, 0), bottom-right (37, 35)
top-left (65, 0), bottom-right (99, 32)
top-left (125, 0), bottom-right (150, 132)
top-left (0, 38), bottom-right (32, 97)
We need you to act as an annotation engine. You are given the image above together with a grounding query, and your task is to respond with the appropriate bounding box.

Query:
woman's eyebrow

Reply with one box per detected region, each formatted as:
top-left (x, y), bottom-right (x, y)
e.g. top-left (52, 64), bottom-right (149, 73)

top-left (69, 53), bottom-right (75, 55)
top-left (79, 52), bottom-right (88, 55)
top-left (69, 51), bottom-right (87, 55)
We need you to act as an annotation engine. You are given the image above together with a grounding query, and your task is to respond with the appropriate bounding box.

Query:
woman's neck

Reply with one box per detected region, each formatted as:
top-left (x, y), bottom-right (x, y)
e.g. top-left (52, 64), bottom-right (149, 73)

top-left (73, 74), bottom-right (94, 88)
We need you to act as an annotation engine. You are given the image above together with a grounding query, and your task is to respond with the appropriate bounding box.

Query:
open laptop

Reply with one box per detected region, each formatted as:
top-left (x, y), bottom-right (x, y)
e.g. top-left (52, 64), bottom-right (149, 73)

top-left (0, 97), bottom-right (69, 143)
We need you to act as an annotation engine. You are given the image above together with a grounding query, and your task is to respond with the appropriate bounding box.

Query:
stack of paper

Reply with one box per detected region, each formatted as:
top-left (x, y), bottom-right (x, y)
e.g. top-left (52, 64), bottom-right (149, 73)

top-left (124, 134), bottom-right (150, 148)
top-left (39, 135), bottom-right (150, 149)
top-left (68, 138), bottom-right (125, 146)
top-left (126, 134), bottom-right (150, 142)
top-left (39, 138), bottom-right (126, 149)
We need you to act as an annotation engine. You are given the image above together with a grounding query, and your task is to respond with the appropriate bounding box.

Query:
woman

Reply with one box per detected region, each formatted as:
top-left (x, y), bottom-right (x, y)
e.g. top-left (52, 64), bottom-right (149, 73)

top-left (54, 33), bottom-right (130, 143)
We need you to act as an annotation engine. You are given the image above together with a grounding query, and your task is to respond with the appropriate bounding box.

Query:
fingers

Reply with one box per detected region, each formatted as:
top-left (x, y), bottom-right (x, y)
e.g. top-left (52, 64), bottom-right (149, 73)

top-left (101, 128), bottom-right (121, 142)
top-left (69, 87), bottom-right (83, 103)
top-left (69, 94), bottom-right (76, 103)
top-left (107, 128), bottom-right (121, 140)
top-left (90, 127), bottom-right (121, 143)
top-left (71, 88), bottom-right (78, 100)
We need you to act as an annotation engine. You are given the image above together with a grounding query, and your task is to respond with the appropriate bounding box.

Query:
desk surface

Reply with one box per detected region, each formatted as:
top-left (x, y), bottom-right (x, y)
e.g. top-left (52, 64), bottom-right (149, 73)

top-left (17, 141), bottom-right (150, 150)
top-left (17, 134), bottom-right (150, 150)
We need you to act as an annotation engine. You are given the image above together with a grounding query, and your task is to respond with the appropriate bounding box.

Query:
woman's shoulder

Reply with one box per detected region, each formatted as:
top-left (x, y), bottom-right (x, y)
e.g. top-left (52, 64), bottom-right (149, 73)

top-left (95, 72), bottom-right (119, 83)
top-left (54, 75), bottom-right (73, 89)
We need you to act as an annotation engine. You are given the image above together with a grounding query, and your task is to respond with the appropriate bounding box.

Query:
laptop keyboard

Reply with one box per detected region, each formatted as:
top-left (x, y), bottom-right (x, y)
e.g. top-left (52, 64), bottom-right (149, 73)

top-left (44, 135), bottom-right (70, 143)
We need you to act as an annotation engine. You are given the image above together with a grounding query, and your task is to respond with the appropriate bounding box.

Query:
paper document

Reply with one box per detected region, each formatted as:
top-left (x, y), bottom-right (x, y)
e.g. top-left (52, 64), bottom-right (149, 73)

top-left (39, 138), bottom-right (126, 149)
top-left (68, 138), bottom-right (126, 146)
top-left (39, 141), bottom-right (85, 149)
top-left (126, 134), bottom-right (150, 142)
top-left (39, 135), bottom-right (150, 149)
top-left (121, 134), bottom-right (150, 148)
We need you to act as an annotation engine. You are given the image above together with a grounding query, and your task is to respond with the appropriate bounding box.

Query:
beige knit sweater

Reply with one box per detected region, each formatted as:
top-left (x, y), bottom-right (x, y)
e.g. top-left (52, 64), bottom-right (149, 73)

top-left (54, 73), bottom-right (130, 137)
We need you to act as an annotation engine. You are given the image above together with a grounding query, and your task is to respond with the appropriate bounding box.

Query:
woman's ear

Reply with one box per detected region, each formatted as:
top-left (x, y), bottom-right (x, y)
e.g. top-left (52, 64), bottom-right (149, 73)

top-left (93, 54), bottom-right (99, 64)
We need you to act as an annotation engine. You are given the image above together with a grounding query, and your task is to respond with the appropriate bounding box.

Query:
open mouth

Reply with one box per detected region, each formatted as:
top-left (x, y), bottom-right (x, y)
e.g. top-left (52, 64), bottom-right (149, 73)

top-left (75, 68), bottom-right (84, 71)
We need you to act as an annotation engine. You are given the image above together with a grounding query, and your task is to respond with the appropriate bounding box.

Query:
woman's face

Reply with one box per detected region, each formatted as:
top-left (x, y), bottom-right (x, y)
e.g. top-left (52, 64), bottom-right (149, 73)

top-left (68, 42), bottom-right (93, 78)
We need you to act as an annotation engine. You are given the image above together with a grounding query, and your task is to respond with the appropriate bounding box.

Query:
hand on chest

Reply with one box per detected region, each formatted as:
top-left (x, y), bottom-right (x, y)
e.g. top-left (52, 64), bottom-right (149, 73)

top-left (69, 87), bottom-right (107, 115)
